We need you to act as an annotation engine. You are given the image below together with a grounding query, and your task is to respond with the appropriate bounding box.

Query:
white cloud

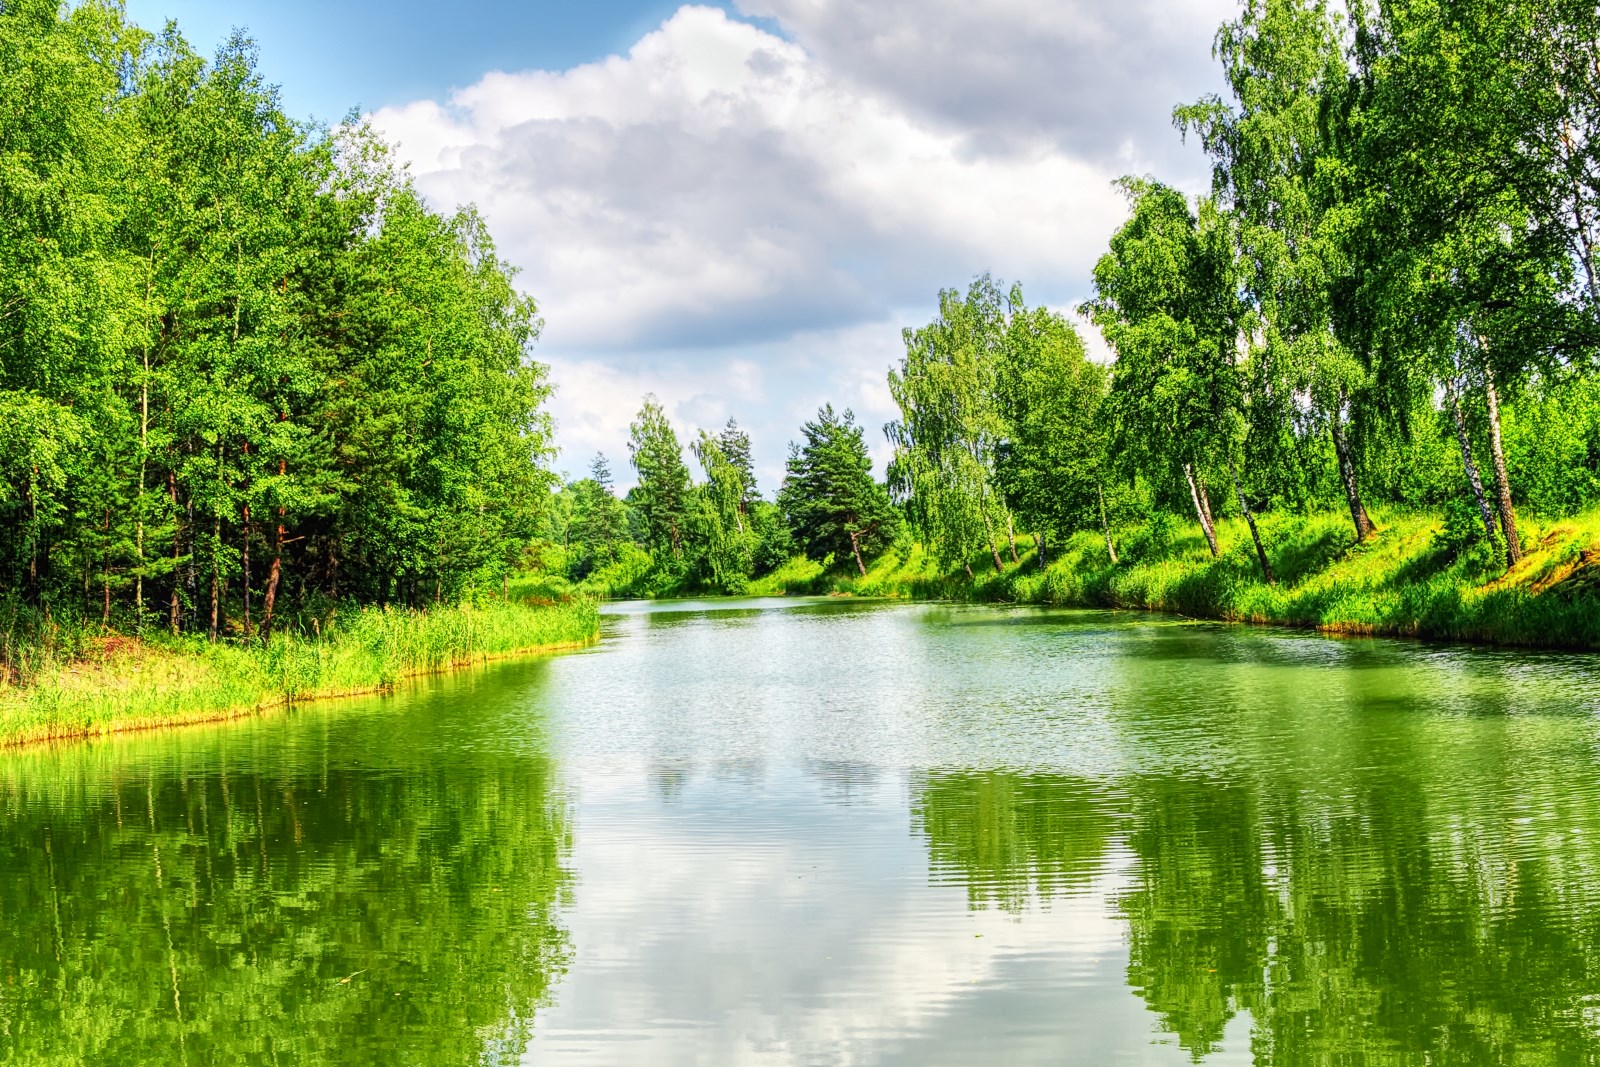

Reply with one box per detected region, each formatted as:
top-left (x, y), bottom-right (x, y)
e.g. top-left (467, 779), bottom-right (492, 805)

top-left (372, 1), bottom-right (1228, 483)
top-left (735, 0), bottom-right (1234, 168)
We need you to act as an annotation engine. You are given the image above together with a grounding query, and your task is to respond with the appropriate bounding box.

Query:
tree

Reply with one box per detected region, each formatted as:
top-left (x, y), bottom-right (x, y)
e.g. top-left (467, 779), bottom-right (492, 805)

top-left (566, 454), bottom-right (629, 578)
top-left (1177, 0), bottom-right (1376, 544)
top-left (888, 277), bottom-right (1017, 575)
top-left (1349, 0), bottom-right (1579, 566)
top-left (990, 286), bottom-right (1113, 567)
top-left (1086, 180), bottom-right (1276, 582)
top-left (626, 395), bottom-right (690, 563)
top-left (779, 405), bottom-right (897, 576)
top-left (715, 418), bottom-right (758, 508)
top-left (687, 432), bottom-right (754, 593)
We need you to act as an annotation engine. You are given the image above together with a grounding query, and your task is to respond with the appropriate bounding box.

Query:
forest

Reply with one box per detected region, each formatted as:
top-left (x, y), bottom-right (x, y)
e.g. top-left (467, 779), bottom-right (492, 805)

top-left (8, 0), bottom-right (1600, 653)
top-left (2, 1), bottom-right (551, 638)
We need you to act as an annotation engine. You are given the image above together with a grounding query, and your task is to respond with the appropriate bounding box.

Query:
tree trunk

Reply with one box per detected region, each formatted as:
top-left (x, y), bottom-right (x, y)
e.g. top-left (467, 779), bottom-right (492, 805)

top-left (185, 497), bottom-right (197, 613)
top-left (102, 506), bottom-right (111, 625)
top-left (168, 472), bottom-right (181, 636)
top-left (849, 530), bottom-right (867, 576)
top-left (1036, 530), bottom-right (1047, 570)
top-left (1481, 363), bottom-right (1523, 565)
top-left (976, 501), bottom-right (1004, 573)
top-left (1185, 464), bottom-right (1220, 558)
top-left (1196, 471), bottom-right (1217, 534)
top-left (1006, 514), bottom-right (1019, 564)
top-left (1227, 455), bottom-right (1274, 584)
top-left (135, 270), bottom-right (151, 634)
top-left (1329, 388), bottom-right (1373, 542)
top-left (261, 523), bottom-right (284, 639)
top-left (209, 516), bottom-right (220, 642)
top-left (1098, 483), bottom-right (1118, 565)
top-left (1447, 375), bottom-right (1499, 545)
top-left (241, 503), bottom-right (252, 639)
top-left (1560, 120), bottom-right (1600, 313)
top-left (261, 455), bottom-right (288, 639)
top-left (26, 476), bottom-right (38, 603)
top-left (964, 560), bottom-right (975, 581)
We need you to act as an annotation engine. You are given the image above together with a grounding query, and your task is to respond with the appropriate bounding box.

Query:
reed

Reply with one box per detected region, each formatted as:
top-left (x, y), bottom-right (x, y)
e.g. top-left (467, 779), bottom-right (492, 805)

top-left (0, 598), bottom-right (600, 747)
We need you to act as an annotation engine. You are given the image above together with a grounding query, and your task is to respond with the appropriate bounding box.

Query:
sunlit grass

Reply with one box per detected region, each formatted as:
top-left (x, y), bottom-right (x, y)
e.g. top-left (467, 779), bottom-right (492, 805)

top-left (790, 506), bottom-right (1600, 650)
top-left (0, 598), bottom-right (600, 747)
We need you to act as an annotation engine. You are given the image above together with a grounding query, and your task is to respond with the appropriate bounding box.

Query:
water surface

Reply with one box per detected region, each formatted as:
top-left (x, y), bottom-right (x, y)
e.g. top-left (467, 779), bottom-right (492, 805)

top-left (4, 599), bottom-right (1600, 1064)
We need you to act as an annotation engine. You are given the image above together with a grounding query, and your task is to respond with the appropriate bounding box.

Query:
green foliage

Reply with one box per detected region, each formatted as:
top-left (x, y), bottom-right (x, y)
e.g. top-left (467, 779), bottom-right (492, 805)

top-left (687, 431), bottom-right (756, 593)
top-left (565, 454), bottom-right (631, 579)
top-left (888, 277), bottom-right (1016, 570)
top-left (778, 405), bottom-right (898, 575)
top-left (0, 4), bottom-right (552, 632)
top-left (885, 0), bottom-right (1600, 604)
top-left (626, 395), bottom-right (691, 564)
top-left (991, 286), bottom-right (1114, 545)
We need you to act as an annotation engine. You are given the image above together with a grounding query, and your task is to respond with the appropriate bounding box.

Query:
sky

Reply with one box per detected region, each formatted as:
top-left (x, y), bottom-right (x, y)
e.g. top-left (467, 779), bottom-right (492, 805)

top-left (122, 0), bottom-right (1234, 491)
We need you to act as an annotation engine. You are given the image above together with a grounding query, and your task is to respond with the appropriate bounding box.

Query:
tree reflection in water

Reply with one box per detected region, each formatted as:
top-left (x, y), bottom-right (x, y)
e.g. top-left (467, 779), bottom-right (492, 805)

top-left (914, 763), bottom-right (1600, 1064)
top-left (0, 737), bottom-right (571, 1066)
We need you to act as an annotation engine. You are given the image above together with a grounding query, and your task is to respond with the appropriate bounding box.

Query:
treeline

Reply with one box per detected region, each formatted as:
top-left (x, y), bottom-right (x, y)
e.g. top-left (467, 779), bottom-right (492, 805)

top-left (539, 397), bottom-right (896, 596)
top-left (888, 0), bottom-right (1600, 578)
top-left (1, 2), bottom-right (552, 636)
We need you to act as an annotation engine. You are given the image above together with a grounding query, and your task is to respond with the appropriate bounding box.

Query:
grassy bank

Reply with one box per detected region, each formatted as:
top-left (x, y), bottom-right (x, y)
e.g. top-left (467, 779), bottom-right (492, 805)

top-left (748, 507), bottom-right (1600, 650)
top-left (0, 598), bottom-right (600, 747)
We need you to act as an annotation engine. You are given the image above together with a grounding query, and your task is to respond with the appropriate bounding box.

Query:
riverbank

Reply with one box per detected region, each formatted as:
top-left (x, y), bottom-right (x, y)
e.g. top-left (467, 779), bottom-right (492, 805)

top-left (0, 598), bottom-right (600, 747)
top-left (747, 507), bottom-right (1600, 650)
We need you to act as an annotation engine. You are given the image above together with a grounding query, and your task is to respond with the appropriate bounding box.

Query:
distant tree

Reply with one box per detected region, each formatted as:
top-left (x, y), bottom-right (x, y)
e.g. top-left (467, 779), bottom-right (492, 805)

top-left (566, 453), bottom-right (629, 577)
top-left (778, 405), bottom-right (897, 576)
top-left (887, 277), bottom-right (1015, 574)
top-left (687, 432), bottom-right (753, 593)
top-left (748, 499), bottom-right (796, 576)
top-left (715, 418), bottom-right (758, 507)
top-left (627, 395), bottom-right (690, 562)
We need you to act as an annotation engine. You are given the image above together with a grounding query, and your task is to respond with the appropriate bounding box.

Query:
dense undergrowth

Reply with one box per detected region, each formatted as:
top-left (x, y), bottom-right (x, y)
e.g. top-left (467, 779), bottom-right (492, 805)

top-left (746, 507), bottom-right (1600, 650)
top-left (0, 598), bottom-right (600, 747)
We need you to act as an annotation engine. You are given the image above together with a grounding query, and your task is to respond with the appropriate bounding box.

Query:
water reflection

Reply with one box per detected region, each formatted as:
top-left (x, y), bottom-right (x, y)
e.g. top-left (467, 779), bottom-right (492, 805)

top-left (0, 710), bottom-right (571, 1065)
top-left (5, 602), bottom-right (1600, 1064)
top-left (912, 771), bottom-right (1118, 912)
top-left (1117, 765), bottom-right (1600, 1065)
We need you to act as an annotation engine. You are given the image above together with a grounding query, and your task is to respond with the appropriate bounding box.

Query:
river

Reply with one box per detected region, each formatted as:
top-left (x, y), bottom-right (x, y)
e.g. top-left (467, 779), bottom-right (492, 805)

top-left (4, 598), bottom-right (1600, 1064)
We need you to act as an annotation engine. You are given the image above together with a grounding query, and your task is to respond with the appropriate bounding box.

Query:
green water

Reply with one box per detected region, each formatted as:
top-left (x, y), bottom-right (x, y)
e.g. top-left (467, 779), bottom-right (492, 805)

top-left (4, 599), bottom-right (1600, 1065)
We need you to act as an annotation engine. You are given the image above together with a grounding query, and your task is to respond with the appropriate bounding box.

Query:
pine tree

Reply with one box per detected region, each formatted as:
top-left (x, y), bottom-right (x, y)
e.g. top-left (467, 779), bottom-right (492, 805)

top-left (778, 405), bottom-right (896, 576)
top-left (626, 396), bottom-right (690, 561)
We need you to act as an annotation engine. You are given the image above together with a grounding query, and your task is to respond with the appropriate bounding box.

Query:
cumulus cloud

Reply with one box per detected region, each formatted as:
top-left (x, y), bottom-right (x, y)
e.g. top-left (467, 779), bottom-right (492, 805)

top-left (371, 2), bottom-right (1229, 484)
top-left (735, 0), bottom-right (1234, 168)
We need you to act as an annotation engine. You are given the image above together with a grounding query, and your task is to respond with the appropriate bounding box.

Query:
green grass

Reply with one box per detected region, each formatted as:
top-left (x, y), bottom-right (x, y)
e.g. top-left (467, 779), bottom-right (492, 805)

top-left (0, 597), bottom-right (600, 747)
top-left (782, 506), bottom-right (1600, 650)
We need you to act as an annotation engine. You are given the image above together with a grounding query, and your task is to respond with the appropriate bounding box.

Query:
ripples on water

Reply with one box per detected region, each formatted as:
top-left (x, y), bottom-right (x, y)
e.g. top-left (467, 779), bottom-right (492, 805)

top-left (3, 598), bottom-right (1600, 1064)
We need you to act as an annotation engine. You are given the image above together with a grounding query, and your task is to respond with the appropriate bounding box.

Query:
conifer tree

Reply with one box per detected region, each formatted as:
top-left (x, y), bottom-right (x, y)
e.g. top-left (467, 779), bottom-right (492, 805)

top-left (779, 405), bottom-right (896, 576)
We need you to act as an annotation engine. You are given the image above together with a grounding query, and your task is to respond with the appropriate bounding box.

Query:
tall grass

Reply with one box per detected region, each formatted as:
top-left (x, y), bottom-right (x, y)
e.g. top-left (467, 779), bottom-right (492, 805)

top-left (779, 506), bottom-right (1600, 650)
top-left (0, 598), bottom-right (600, 747)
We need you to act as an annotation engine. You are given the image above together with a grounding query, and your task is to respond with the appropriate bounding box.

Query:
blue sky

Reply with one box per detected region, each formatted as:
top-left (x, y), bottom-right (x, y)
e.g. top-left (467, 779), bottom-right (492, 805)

top-left (120, 0), bottom-right (1231, 489)
top-left (122, 1), bottom-right (752, 120)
